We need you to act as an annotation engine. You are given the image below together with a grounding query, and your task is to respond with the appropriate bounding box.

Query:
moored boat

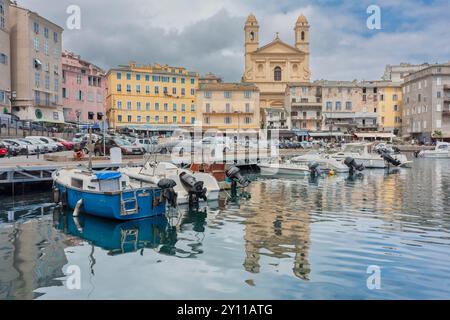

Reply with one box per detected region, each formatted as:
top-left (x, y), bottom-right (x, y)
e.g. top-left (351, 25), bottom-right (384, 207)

top-left (53, 168), bottom-right (169, 220)
top-left (418, 142), bottom-right (450, 158)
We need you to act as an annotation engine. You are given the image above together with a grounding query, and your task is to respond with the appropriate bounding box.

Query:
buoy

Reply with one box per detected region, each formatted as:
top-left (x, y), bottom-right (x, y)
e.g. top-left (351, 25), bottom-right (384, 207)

top-left (73, 199), bottom-right (83, 217)
top-left (329, 169), bottom-right (335, 176)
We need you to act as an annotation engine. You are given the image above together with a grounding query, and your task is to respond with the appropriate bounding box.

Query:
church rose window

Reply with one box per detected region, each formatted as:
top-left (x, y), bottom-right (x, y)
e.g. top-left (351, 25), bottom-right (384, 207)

top-left (274, 67), bottom-right (282, 81)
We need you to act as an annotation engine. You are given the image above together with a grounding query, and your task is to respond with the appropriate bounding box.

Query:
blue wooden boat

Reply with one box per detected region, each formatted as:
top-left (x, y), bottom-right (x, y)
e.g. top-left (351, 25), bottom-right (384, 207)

top-left (52, 168), bottom-right (166, 220)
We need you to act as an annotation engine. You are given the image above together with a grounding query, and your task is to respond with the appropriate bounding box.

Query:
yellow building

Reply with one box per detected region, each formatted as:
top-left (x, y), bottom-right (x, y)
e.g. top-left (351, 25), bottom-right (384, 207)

top-left (105, 62), bottom-right (199, 132)
top-left (377, 81), bottom-right (403, 134)
top-left (197, 81), bottom-right (260, 132)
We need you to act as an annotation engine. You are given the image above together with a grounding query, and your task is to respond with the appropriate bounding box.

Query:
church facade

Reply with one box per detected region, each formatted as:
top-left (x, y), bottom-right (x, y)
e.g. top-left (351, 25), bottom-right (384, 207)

top-left (242, 14), bottom-right (311, 129)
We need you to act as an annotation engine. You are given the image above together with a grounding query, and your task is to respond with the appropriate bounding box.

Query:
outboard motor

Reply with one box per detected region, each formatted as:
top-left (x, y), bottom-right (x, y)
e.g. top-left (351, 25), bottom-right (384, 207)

top-left (226, 166), bottom-right (250, 187)
top-left (380, 151), bottom-right (402, 167)
top-left (344, 157), bottom-right (365, 174)
top-left (308, 162), bottom-right (322, 177)
top-left (179, 172), bottom-right (208, 206)
top-left (157, 178), bottom-right (178, 208)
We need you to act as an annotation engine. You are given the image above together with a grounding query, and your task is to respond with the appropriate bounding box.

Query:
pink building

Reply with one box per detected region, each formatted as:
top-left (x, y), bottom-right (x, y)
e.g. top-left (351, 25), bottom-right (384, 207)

top-left (62, 51), bottom-right (106, 124)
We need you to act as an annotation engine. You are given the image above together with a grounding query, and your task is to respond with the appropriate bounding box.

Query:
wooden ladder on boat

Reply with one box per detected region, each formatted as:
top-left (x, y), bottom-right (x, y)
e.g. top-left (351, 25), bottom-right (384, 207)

top-left (120, 191), bottom-right (139, 216)
top-left (120, 228), bottom-right (139, 252)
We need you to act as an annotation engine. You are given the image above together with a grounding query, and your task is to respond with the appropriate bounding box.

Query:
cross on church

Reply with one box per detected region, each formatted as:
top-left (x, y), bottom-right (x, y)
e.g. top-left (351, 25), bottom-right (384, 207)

top-left (275, 32), bottom-right (279, 39)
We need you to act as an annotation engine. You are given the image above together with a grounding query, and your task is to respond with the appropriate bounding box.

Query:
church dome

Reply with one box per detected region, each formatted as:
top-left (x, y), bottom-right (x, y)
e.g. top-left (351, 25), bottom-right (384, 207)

top-left (296, 14), bottom-right (308, 25)
top-left (246, 13), bottom-right (258, 24)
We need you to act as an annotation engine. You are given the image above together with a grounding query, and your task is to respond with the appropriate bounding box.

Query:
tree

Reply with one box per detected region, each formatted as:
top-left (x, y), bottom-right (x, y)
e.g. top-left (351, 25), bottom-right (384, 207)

top-left (432, 130), bottom-right (443, 140)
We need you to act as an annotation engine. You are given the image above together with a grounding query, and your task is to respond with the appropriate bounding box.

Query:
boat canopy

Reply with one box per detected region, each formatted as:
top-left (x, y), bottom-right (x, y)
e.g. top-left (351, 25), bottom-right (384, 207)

top-left (95, 171), bottom-right (122, 180)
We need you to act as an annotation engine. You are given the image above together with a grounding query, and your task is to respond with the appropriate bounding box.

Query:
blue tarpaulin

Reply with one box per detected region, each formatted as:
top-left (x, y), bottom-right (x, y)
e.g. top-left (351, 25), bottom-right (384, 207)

top-left (95, 171), bottom-right (122, 180)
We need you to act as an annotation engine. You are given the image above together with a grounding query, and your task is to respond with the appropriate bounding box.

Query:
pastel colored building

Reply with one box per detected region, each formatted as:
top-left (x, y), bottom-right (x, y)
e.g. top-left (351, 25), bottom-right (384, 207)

top-left (197, 81), bottom-right (260, 132)
top-left (0, 0), bottom-right (11, 114)
top-left (285, 83), bottom-right (322, 133)
top-left (376, 81), bottom-right (403, 134)
top-left (105, 62), bottom-right (199, 132)
top-left (61, 51), bottom-right (106, 124)
top-left (9, 2), bottom-right (64, 123)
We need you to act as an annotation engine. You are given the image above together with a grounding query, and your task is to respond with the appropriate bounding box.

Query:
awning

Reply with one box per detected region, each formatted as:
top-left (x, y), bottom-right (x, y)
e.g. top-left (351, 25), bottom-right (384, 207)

top-left (355, 132), bottom-right (395, 139)
top-left (292, 130), bottom-right (309, 137)
top-left (309, 132), bottom-right (350, 137)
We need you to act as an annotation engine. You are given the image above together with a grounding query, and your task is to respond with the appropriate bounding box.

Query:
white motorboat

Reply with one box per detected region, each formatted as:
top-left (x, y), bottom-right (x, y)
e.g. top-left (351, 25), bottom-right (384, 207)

top-left (331, 143), bottom-right (412, 168)
top-left (259, 160), bottom-right (311, 176)
top-left (418, 142), bottom-right (450, 158)
top-left (290, 153), bottom-right (352, 173)
top-left (119, 162), bottom-right (220, 205)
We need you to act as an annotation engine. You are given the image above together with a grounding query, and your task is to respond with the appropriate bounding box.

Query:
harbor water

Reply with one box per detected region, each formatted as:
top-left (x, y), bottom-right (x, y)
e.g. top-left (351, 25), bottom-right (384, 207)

top-left (1, 159), bottom-right (450, 299)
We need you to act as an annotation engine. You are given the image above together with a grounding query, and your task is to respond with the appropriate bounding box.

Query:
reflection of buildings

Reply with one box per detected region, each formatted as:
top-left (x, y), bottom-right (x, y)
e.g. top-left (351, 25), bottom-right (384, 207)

top-left (0, 213), bottom-right (68, 300)
top-left (241, 181), bottom-right (311, 280)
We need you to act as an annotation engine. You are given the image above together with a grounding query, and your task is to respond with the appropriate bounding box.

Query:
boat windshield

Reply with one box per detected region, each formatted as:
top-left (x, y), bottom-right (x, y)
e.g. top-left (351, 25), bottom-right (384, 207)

top-left (437, 143), bottom-right (450, 150)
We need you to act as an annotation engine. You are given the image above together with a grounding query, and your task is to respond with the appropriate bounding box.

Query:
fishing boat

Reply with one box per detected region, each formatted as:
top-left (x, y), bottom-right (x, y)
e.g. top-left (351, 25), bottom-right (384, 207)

top-left (259, 158), bottom-right (311, 176)
top-left (418, 142), bottom-right (450, 158)
top-left (331, 143), bottom-right (411, 168)
top-left (119, 162), bottom-right (221, 206)
top-left (53, 168), bottom-right (171, 220)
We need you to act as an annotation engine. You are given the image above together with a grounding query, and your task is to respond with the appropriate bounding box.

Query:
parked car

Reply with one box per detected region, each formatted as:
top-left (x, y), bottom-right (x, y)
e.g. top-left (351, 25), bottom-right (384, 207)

top-left (16, 138), bottom-right (42, 154)
top-left (2, 139), bottom-right (33, 155)
top-left (1, 141), bottom-right (20, 156)
top-left (51, 137), bottom-right (74, 150)
top-left (93, 137), bottom-right (144, 156)
top-left (132, 138), bottom-right (161, 154)
top-left (0, 142), bottom-right (9, 157)
top-left (26, 136), bottom-right (62, 152)
top-left (21, 138), bottom-right (51, 153)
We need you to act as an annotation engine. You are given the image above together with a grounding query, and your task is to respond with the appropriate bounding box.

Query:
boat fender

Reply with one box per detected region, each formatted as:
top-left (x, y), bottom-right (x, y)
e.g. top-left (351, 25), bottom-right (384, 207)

top-left (53, 187), bottom-right (60, 204)
top-left (73, 199), bottom-right (83, 217)
top-left (329, 169), bottom-right (335, 176)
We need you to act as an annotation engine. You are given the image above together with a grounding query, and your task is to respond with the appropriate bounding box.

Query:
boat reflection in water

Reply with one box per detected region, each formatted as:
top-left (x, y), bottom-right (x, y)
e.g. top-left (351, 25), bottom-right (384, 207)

top-left (53, 206), bottom-right (210, 258)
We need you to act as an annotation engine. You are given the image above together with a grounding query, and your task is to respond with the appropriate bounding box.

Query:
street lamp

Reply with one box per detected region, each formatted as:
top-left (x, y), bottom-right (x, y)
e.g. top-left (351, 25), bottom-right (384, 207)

top-left (6, 90), bottom-right (16, 114)
top-left (76, 110), bottom-right (82, 133)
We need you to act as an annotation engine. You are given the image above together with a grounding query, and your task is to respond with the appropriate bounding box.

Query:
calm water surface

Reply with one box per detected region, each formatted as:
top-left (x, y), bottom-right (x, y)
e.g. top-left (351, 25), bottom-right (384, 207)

top-left (1, 159), bottom-right (450, 299)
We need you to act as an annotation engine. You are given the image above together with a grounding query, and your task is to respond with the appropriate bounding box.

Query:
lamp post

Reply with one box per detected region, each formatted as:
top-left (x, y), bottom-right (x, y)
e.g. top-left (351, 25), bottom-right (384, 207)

top-left (76, 110), bottom-right (82, 134)
top-left (6, 90), bottom-right (16, 114)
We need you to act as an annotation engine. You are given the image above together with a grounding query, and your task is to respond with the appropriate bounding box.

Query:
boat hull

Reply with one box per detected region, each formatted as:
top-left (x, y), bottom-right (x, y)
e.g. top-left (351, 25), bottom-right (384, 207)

top-left (259, 164), bottom-right (310, 176)
top-left (55, 183), bottom-right (166, 220)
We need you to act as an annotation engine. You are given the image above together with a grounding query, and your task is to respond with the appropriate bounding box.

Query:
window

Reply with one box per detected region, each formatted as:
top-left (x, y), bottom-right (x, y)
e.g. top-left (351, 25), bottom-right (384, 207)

top-left (345, 101), bottom-right (352, 110)
top-left (163, 87), bottom-right (168, 94)
top-left (204, 91), bottom-right (212, 99)
top-left (146, 102), bottom-right (150, 111)
top-left (136, 102), bottom-right (141, 110)
top-left (172, 77), bottom-right (177, 83)
top-left (437, 91), bottom-right (441, 98)
top-left (437, 77), bottom-right (442, 86)
top-left (380, 94), bottom-right (384, 101)
top-left (393, 94), bottom-right (398, 101)
top-left (127, 115), bottom-right (132, 123)
top-left (336, 101), bottom-right (342, 110)
top-left (146, 85), bottom-right (150, 94)
top-left (53, 47), bottom-right (59, 60)
top-left (45, 74), bottom-right (50, 89)
top-left (190, 89), bottom-right (195, 95)
top-left (152, 75), bottom-right (160, 82)
top-left (326, 101), bottom-right (332, 110)
top-left (244, 91), bottom-right (252, 99)
top-left (127, 84), bottom-right (131, 93)
top-left (155, 86), bottom-right (159, 94)
top-left (191, 104), bottom-right (195, 112)
top-left (62, 87), bottom-right (67, 98)
top-left (0, 53), bottom-right (7, 65)
top-left (53, 32), bottom-right (58, 43)
top-left (117, 72), bottom-right (122, 80)
top-left (0, 1), bottom-right (6, 30)
top-left (145, 75), bottom-right (150, 81)
top-left (205, 117), bottom-right (210, 124)
top-left (34, 37), bottom-right (40, 51)
top-left (164, 103), bottom-right (168, 111)
top-left (44, 40), bottom-right (49, 55)
top-left (146, 116), bottom-right (150, 123)
top-left (164, 116), bottom-right (168, 124)
top-left (245, 103), bottom-right (250, 113)
top-left (77, 90), bottom-right (83, 101)
top-left (136, 74), bottom-right (141, 81)
top-left (137, 116), bottom-right (141, 122)
top-left (301, 31), bottom-right (305, 41)
top-left (274, 66), bottom-right (282, 81)
top-left (173, 116), bottom-right (177, 123)
top-left (117, 101), bottom-right (122, 109)
top-left (76, 73), bottom-right (82, 84)
top-left (245, 117), bottom-right (252, 124)
top-left (172, 87), bottom-right (177, 95)
top-left (181, 88), bottom-right (185, 95)
top-left (155, 103), bottom-right (159, 111)
top-left (224, 91), bottom-right (232, 99)
top-left (190, 78), bottom-right (195, 84)
top-left (225, 116), bottom-right (232, 124)
top-left (181, 116), bottom-right (186, 124)
top-left (126, 73), bottom-right (131, 80)
top-left (118, 115), bottom-right (123, 122)
top-left (181, 78), bottom-right (186, 84)
top-left (127, 101), bottom-right (131, 110)
top-left (394, 105), bottom-right (399, 112)
top-left (155, 116), bottom-right (160, 123)
top-left (173, 103), bottom-right (177, 111)
top-left (33, 21), bottom-right (39, 34)
top-left (181, 104), bottom-right (186, 112)
top-left (34, 91), bottom-right (40, 104)
top-left (117, 84), bottom-right (122, 92)
top-left (226, 103), bottom-right (231, 113)
top-left (35, 72), bottom-right (40, 88)
top-left (136, 84), bottom-right (141, 93)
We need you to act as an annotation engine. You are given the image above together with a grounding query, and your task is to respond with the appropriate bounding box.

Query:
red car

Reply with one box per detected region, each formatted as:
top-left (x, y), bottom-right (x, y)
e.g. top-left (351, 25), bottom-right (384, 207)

top-left (0, 142), bottom-right (8, 158)
top-left (51, 137), bottom-right (74, 150)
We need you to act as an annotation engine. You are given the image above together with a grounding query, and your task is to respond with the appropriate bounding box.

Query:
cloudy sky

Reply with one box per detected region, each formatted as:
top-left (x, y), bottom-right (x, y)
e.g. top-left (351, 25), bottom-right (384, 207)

top-left (17, 0), bottom-right (450, 81)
